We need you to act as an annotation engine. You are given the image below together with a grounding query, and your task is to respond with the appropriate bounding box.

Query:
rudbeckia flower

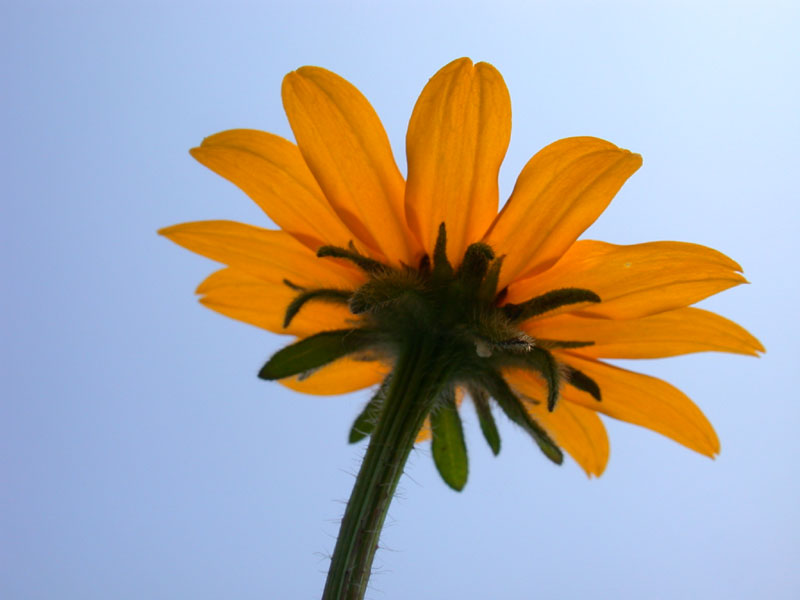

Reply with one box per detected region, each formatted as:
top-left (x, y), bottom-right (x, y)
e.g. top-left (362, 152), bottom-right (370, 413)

top-left (160, 58), bottom-right (762, 484)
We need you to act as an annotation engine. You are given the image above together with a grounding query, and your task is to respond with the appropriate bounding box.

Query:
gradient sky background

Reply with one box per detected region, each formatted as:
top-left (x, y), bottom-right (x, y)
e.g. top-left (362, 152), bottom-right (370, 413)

top-left (3, 1), bottom-right (798, 598)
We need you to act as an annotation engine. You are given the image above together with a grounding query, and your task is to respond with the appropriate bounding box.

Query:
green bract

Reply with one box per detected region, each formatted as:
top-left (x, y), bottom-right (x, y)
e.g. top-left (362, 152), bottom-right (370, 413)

top-left (260, 224), bottom-right (602, 489)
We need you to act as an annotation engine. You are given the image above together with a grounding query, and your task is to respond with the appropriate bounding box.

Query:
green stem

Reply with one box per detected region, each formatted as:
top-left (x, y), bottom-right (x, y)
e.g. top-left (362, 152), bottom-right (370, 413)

top-left (322, 336), bottom-right (451, 600)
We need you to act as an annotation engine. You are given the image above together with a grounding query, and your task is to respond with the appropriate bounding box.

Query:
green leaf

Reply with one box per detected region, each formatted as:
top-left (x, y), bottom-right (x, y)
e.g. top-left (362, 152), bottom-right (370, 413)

top-left (258, 329), bottom-right (375, 380)
top-left (430, 388), bottom-right (468, 491)
top-left (471, 387), bottom-right (501, 456)
top-left (503, 288), bottom-right (601, 322)
top-left (348, 377), bottom-right (390, 443)
top-left (480, 368), bottom-right (563, 465)
top-left (283, 288), bottom-right (351, 327)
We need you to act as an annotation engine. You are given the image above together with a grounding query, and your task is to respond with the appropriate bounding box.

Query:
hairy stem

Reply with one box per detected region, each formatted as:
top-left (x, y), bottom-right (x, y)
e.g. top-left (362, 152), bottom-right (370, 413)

top-left (322, 336), bottom-right (451, 600)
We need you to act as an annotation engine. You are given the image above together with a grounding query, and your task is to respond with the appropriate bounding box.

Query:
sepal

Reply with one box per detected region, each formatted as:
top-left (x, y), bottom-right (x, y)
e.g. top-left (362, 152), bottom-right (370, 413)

top-left (317, 243), bottom-right (387, 275)
top-left (259, 328), bottom-right (376, 380)
top-left (458, 243), bottom-right (495, 290)
top-left (471, 387), bottom-right (501, 456)
top-left (480, 368), bottom-right (563, 465)
top-left (503, 288), bottom-right (600, 322)
top-left (430, 387), bottom-right (469, 491)
top-left (564, 365), bottom-right (602, 402)
top-left (283, 288), bottom-right (351, 327)
top-left (348, 378), bottom-right (390, 443)
top-left (432, 223), bottom-right (453, 280)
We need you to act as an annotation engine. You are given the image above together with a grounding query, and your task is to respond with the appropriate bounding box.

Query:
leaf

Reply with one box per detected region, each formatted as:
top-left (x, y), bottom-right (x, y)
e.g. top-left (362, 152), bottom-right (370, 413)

top-left (431, 388), bottom-right (469, 491)
top-left (258, 329), bottom-right (375, 380)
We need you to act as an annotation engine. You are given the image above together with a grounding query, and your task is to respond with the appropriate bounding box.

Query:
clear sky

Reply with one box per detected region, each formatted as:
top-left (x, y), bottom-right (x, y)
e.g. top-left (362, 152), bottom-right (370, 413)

top-left (2, 1), bottom-right (798, 598)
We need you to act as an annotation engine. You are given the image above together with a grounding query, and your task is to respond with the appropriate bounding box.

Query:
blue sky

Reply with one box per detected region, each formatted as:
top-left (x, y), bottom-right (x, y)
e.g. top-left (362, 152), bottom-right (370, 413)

top-left (3, 1), bottom-right (798, 598)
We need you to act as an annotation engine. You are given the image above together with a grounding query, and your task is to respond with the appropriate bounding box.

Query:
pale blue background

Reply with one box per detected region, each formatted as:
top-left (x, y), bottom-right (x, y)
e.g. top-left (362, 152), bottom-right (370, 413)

top-left (3, 1), bottom-right (798, 598)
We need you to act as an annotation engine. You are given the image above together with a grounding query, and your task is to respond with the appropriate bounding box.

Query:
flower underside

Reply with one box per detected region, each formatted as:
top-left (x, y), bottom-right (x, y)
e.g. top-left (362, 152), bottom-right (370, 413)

top-left (261, 223), bottom-right (604, 489)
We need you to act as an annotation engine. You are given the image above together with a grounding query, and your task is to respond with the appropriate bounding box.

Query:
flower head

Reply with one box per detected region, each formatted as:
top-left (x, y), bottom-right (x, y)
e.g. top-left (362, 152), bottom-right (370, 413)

top-left (160, 58), bottom-right (762, 484)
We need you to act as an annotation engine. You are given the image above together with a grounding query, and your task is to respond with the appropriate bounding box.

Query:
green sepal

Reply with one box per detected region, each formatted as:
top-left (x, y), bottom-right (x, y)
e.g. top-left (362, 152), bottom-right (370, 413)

top-left (480, 368), bottom-right (563, 465)
top-left (430, 387), bottom-right (469, 491)
top-left (417, 253), bottom-right (431, 277)
top-left (283, 289), bottom-right (351, 328)
top-left (348, 272), bottom-right (424, 315)
top-left (258, 328), bottom-right (375, 380)
top-left (537, 339), bottom-right (595, 350)
top-left (317, 244), bottom-right (387, 275)
top-left (508, 347), bottom-right (562, 412)
top-left (471, 387), bottom-right (501, 456)
top-left (533, 348), bottom-right (561, 412)
top-left (503, 288), bottom-right (601, 322)
top-left (282, 278), bottom-right (305, 291)
top-left (432, 223), bottom-right (453, 280)
top-left (565, 365), bottom-right (602, 402)
top-left (478, 255), bottom-right (505, 304)
top-left (348, 378), bottom-right (390, 443)
top-left (458, 243), bottom-right (495, 290)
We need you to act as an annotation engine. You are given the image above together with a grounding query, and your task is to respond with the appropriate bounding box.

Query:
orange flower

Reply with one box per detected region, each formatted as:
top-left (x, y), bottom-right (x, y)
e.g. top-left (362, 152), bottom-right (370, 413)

top-left (160, 58), bottom-right (762, 482)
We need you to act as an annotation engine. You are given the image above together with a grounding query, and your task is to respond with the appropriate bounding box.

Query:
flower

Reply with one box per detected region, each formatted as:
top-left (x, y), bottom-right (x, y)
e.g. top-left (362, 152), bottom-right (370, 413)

top-left (160, 58), bottom-right (762, 481)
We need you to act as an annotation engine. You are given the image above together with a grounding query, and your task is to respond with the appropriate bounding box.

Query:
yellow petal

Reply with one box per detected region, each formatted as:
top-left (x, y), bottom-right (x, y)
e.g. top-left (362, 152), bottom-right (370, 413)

top-left (190, 129), bottom-right (356, 252)
top-left (506, 240), bottom-right (746, 319)
top-left (526, 307), bottom-right (765, 358)
top-left (506, 360), bottom-right (719, 457)
top-left (280, 357), bottom-right (389, 395)
top-left (416, 419), bottom-right (432, 443)
top-left (484, 137), bottom-right (642, 289)
top-left (405, 58), bottom-right (511, 265)
top-left (158, 220), bottom-right (365, 289)
top-left (558, 354), bottom-right (720, 457)
top-left (520, 392), bottom-right (610, 477)
top-left (282, 67), bottom-right (415, 265)
top-left (196, 268), bottom-right (356, 337)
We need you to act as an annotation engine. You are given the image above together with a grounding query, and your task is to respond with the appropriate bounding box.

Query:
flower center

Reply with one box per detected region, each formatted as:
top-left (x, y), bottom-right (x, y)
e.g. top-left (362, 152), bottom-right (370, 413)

top-left (260, 223), bottom-right (606, 481)
top-left (281, 223), bottom-right (603, 414)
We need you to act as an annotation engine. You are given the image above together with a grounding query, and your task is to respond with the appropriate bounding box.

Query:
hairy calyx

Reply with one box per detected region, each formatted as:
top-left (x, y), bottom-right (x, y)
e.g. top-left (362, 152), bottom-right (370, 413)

top-left (261, 224), bottom-right (602, 489)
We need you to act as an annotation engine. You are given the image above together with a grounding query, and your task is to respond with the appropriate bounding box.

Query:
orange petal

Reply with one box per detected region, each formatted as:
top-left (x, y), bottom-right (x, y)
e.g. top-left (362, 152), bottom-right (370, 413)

top-left (158, 220), bottom-right (365, 289)
top-left (484, 137), bottom-right (642, 289)
top-left (405, 58), bottom-right (511, 265)
top-left (281, 67), bottom-right (415, 265)
top-left (506, 240), bottom-right (746, 319)
top-left (506, 359), bottom-right (719, 457)
top-left (190, 129), bottom-right (355, 252)
top-left (280, 357), bottom-right (389, 395)
top-left (561, 355), bottom-right (719, 456)
top-left (521, 394), bottom-right (610, 477)
top-left (526, 307), bottom-right (765, 358)
top-left (196, 268), bottom-right (356, 337)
